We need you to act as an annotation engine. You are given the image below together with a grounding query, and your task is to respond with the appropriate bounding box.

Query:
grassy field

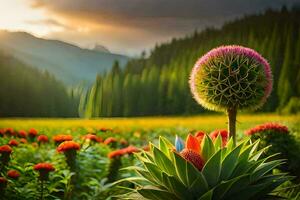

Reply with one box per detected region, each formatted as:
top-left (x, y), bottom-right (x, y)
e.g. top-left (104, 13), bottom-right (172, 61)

top-left (1, 114), bottom-right (299, 136)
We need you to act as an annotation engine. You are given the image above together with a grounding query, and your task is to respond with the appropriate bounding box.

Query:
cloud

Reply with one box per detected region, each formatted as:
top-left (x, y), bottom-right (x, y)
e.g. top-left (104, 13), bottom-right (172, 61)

top-left (27, 0), bottom-right (300, 55)
top-left (26, 18), bottom-right (71, 29)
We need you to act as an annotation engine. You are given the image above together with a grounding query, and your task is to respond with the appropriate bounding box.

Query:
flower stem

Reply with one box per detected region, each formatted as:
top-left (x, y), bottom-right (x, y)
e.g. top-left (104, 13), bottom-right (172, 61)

top-left (40, 180), bottom-right (44, 200)
top-left (227, 106), bottom-right (237, 146)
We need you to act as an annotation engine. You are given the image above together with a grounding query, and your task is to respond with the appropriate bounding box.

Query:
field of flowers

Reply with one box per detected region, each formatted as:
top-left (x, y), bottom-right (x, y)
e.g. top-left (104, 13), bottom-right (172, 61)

top-left (0, 114), bottom-right (299, 199)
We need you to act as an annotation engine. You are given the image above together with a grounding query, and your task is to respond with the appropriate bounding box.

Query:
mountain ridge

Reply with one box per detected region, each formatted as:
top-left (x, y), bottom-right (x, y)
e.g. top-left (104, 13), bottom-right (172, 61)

top-left (0, 30), bottom-right (129, 86)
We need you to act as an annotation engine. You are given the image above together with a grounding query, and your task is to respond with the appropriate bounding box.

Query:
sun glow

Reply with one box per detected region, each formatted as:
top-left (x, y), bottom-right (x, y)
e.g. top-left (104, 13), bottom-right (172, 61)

top-left (0, 0), bottom-right (58, 36)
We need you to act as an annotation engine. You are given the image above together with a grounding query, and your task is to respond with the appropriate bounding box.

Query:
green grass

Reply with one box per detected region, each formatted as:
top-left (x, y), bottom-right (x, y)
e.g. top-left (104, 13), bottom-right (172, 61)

top-left (0, 114), bottom-right (299, 138)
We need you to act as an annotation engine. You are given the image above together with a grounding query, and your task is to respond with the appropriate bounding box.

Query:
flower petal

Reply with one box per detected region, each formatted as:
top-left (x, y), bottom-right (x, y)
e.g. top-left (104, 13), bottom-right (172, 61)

top-left (186, 134), bottom-right (200, 153)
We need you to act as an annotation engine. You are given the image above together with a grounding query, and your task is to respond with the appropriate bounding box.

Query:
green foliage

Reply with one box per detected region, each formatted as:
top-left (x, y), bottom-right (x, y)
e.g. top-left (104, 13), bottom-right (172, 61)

top-left (121, 136), bottom-right (292, 200)
top-left (82, 8), bottom-right (300, 117)
top-left (0, 52), bottom-right (79, 117)
top-left (250, 129), bottom-right (300, 183)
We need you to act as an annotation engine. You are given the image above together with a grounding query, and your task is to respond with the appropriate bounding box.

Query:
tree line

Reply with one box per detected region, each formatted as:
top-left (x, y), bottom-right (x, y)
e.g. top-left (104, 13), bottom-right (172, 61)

top-left (81, 6), bottom-right (300, 117)
top-left (0, 52), bottom-right (79, 117)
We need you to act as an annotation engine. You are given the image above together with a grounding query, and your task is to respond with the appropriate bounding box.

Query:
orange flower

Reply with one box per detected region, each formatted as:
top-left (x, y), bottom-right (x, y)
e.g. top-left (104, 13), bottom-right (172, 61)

top-left (245, 123), bottom-right (289, 136)
top-left (5, 128), bottom-right (15, 136)
top-left (28, 128), bottom-right (38, 137)
top-left (195, 131), bottom-right (206, 143)
top-left (8, 139), bottom-right (19, 147)
top-left (20, 138), bottom-right (27, 144)
top-left (0, 145), bottom-right (12, 154)
top-left (7, 170), bottom-right (20, 179)
top-left (108, 145), bottom-right (139, 159)
top-left (34, 163), bottom-right (55, 172)
top-left (57, 141), bottom-right (80, 153)
top-left (37, 135), bottom-right (49, 143)
top-left (83, 134), bottom-right (101, 142)
top-left (120, 139), bottom-right (128, 146)
top-left (0, 177), bottom-right (7, 183)
top-left (186, 134), bottom-right (200, 153)
top-left (104, 137), bottom-right (117, 145)
top-left (18, 130), bottom-right (27, 138)
top-left (210, 129), bottom-right (228, 147)
top-left (53, 134), bottom-right (73, 143)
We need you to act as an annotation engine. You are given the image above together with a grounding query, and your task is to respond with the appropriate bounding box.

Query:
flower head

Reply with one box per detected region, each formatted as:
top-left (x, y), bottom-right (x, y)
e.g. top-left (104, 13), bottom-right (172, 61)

top-left (34, 163), bottom-right (55, 181)
top-left (104, 137), bottom-right (117, 145)
top-left (180, 149), bottom-right (205, 171)
top-left (7, 170), bottom-right (20, 179)
top-left (186, 134), bottom-right (201, 153)
top-left (53, 134), bottom-right (73, 143)
top-left (0, 177), bottom-right (7, 189)
top-left (195, 131), bottom-right (206, 143)
top-left (57, 141), bottom-right (80, 153)
top-left (83, 134), bottom-right (101, 142)
top-left (245, 123), bottom-right (289, 136)
top-left (37, 135), bottom-right (49, 143)
top-left (18, 130), bottom-right (27, 138)
top-left (210, 129), bottom-right (228, 147)
top-left (20, 138), bottom-right (27, 144)
top-left (108, 145), bottom-right (139, 159)
top-left (34, 163), bottom-right (55, 172)
top-left (0, 129), bottom-right (5, 137)
top-left (8, 139), bottom-right (19, 147)
top-left (0, 145), bottom-right (12, 154)
top-left (28, 128), bottom-right (38, 137)
top-left (190, 45), bottom-right (272, 111)
top-left (5, 128), bottom-right (15, 136)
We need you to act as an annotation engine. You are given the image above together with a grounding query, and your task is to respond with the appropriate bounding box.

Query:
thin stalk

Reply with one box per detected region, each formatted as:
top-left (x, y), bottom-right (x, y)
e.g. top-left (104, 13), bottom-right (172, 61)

top-left (227, 106), bottom-right (237, 146)
top-left (40, 180), bottom-right (44, 200)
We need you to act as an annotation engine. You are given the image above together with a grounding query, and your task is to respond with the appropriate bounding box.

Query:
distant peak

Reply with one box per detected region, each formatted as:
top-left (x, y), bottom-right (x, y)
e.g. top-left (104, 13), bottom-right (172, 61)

top-left (93, 44), bottom-right (110, 53)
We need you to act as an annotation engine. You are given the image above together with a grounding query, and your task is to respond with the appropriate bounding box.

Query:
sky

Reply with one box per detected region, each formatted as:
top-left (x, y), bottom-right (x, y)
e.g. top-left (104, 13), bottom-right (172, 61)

top-left (0, 0), bottom-right (299, 56)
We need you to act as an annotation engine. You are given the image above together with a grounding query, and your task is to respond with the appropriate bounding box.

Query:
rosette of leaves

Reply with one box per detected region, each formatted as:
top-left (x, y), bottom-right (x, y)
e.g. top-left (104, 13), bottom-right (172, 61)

top-left (121, 136), bottom-right (292, 200)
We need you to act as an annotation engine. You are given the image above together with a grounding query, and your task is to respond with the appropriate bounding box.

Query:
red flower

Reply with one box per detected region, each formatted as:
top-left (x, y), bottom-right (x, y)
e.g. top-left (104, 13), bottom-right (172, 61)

top-left (186, 134), bottom-right (200, 153)
top-left (120, 139), bottom-right (128, 146)
top-left (0, 177), bottom-right (7, 184)
top-left (108, 145), bottom-right (139, 159)
top-left (28, 128), bottom-right (38, 137)
top-left (142, 145), bottom-right (150, 151)
top-left (104, 137), bottom-right (117, 145)
top-left (18, 130), bottom-right (27, 138)
top-left (57, 141), bottom-right (80, 153)
top-left (8, 139), bottom-right (19, 147)
top-left (195, 131), bottom-right (206, 143)
top-left (180, 149), bottom-right (205, 171)
top-left (53, 134), bottom-right (73, 143)
top-left (0, 129), bottom-right (5, 137)
top-left (83, 134), bottom-right (101, 142)
top-left (0, 145), bottom-right (12, 154)
top-left (37, 135), bottom-right (49, 143)
top-left (34, 163), bottom-right (55, 172)
top-left (5, 128), bottom-right (16, 136)
top-left (99, 127), bottom-right (112, 132)
top-left (20, 138), bottom-right (27, 144)
top-left (210, 129), bottom-right (228, 147)
top-left (245, 123), bottom-right (289, 136)
top-left (7, 170), bottom-right (20, 179)
top-left (108, 149), bottom-right (125, 159)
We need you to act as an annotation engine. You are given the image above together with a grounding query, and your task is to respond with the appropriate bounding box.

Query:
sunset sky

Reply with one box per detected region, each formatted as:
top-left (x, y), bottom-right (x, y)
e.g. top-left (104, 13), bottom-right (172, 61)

top-left (0, 0), bottom-right (298, 55)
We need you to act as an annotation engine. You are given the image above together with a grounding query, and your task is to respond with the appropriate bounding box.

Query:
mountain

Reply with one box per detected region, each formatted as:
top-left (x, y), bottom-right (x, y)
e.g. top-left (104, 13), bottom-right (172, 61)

top-left (93, 44), bottom-right (110, 53)
top-left (0, 31), bottom-right (129, 86)
top-left (82, 7), bottom-right (300, 117)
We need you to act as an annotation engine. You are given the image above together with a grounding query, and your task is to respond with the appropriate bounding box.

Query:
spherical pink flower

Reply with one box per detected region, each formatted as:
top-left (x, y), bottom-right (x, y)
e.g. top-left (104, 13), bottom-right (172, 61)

top-left (190, 45), bottom-right (272, 111)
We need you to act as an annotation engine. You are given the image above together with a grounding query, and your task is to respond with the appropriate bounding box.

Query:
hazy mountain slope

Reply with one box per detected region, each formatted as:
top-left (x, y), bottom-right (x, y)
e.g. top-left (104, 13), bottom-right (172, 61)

top-left (0, 31), bottom-right (128, 85)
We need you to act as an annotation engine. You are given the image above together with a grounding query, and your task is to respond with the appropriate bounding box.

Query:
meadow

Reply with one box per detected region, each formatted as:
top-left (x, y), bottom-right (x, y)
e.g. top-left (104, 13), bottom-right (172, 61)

top-left (1, 114), bottom-right (299, 135)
